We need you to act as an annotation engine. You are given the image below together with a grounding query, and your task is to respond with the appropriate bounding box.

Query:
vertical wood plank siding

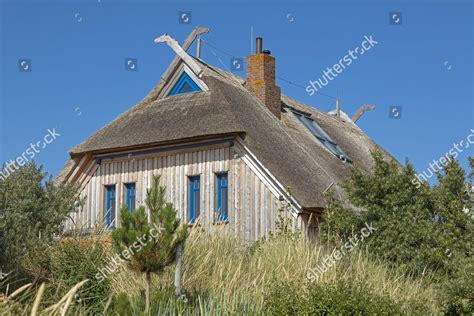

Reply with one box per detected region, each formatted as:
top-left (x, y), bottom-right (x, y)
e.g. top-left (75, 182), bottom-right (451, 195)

top-left (65, 145), bottom-right (303, 240)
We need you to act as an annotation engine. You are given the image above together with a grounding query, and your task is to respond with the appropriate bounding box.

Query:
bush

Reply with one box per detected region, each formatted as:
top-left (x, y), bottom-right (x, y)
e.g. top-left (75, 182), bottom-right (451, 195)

top-left (44, 237), bottom-right (111, 313)
top-left (0, 163), bottom-right (79, 272)
top-left (442, 256), bottom-right (474, 315)
top-left (322, 152), bottom-right (473, 279)
top-left (264, 281), bottom-right (304, 315)
top-left (265, 279), bottom-right (407, 315)
top-left (109, 292), bottom-right (133, 316)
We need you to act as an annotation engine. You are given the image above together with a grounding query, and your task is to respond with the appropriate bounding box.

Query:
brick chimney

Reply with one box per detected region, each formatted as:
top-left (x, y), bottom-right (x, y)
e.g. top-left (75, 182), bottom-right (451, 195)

top-left (245, 37), bottom-right (281, 119)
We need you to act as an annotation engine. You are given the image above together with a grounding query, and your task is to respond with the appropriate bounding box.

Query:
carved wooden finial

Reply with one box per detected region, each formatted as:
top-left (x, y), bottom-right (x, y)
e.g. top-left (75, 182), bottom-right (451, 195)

top-left (154, 27), bottom-right (209, 78)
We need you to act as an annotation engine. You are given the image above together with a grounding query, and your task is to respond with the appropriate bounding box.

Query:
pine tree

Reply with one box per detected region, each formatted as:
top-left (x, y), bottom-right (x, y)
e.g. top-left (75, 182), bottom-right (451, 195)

top-left (112, 175), bottom-right (188, 312)
top-left (322, 150), bottom-right (473, 278)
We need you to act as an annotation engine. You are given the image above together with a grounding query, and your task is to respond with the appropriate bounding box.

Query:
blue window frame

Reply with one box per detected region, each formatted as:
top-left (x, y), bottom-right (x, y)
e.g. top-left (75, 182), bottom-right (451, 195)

top-left (105, 185), bottom-right (116, 228)
top-left (216, 173), bottom-right (229, 222)
top-left (189, 176), bottom-right (200, 224)
top-left (125, 183), bottom-right (136, 212)
top-left (292, 111), bottom-right (352, 163)
top-left (168, 72), bottom-right (201, 96)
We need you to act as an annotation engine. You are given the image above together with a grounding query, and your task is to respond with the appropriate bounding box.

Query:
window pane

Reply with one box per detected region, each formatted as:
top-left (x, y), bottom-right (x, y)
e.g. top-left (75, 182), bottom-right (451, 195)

top-left (168, 72), bottom-right (202, 96)
top-left (195, 190), bottom-right (200, 219)
top-left (189, 176), bottom-right (200, 224)
top-left (125, 183), bottom-right (136, 212)
top-left (180, 82), bottom-right (193, 93)
top-left (105, 185), bottom-right (116, 228)
top-left (223, 187), bottom-right (228, 219)
top-left (292, 111), bottom-right (352, 162)
top-left (111, 199), bottom-right (116, 223)
top-left (217, 173), bottom-right (229, 222)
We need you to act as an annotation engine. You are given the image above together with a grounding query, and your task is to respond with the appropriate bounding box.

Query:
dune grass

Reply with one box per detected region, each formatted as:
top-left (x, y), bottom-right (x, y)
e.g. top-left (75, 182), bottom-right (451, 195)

top-left (1, 227), bottom-right (441, 315)
top-left (108, 226), bottom-right (440, 314)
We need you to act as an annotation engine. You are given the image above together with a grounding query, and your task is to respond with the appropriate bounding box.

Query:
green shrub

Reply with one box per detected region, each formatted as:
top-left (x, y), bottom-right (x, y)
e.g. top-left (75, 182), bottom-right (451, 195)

top-left (442, 256), bottom-right (474, 315)
top-left (322, 152), bottom-right (473, 280)
top-left (0, 163), bottom-right (79, 272)
top-left (265, 280), bottom-right (405, 315)
top-left (109, 292), bottom-right (133, 316)
top-left (264, 281), bottom-right (304, 315)
top-left (307, 281), bottom-right (404, 315)
top-left (46, 238), bottom-right (111, 313)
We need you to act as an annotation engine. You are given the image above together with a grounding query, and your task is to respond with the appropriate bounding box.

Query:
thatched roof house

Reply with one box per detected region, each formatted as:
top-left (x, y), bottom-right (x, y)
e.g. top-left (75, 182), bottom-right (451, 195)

top-left (59, 32), bottom-right (394, 240)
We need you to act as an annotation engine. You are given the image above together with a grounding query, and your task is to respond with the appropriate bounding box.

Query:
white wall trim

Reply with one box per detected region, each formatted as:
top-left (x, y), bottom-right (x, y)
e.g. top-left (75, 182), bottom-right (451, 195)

top-left (235, 137), bottom-right (301, 218)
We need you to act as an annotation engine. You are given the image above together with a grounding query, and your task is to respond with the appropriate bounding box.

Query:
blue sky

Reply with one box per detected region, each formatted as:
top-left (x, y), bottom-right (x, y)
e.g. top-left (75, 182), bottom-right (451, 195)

top-left (0, 0), bottom-right (473, 181)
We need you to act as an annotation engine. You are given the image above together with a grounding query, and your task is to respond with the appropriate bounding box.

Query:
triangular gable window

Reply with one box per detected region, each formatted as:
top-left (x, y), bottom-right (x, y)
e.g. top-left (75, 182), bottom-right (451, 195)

top-left (168, 71), bottom-right (202, 96)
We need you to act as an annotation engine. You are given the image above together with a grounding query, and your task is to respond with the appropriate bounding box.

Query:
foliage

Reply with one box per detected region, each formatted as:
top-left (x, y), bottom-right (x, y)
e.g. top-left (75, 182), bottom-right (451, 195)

top-left (106, 289), bottom-right (251, 315)
top-left (466, 156), bottom-right (474, 220)
top-left (109, 228), bottom-right (440, 314)
top-left (265, 279), bottom-right (411, 315)
top-left (441, 255), bottom-right (474, 315)
top-left (112, 175), bottom-right (188, 274)
top-left (249, 189), bottom-right (301, 255)
top-left (4, 158), bottom-right (468, 314)
top-left (18, 234), bottom-right (111, 314)
top-left (322, 151), bottom-right (473, 279)
top-left (437, 157), bottom-right (474, 315)
top-left (0, 278), bottom-right (89, 315)
top-left (0, 290), bottom-right (27, 314)
top-left (0, 162), bottom-right (79, 272)
top-left (111, 175), bottom-right (187, 310)
top-left (47, 238), bottom-right (111, 313)
top-left (275, 198), bottom-right (301, 242)
top-left (109, 292), bottom-right (133, 316)
top-left (1, 229), bottom-right (441, 314)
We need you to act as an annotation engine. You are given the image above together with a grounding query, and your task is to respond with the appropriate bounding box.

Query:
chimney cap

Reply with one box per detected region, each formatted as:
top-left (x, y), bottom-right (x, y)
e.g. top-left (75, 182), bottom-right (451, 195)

top-left (256, 37), bottom-right (263, 54)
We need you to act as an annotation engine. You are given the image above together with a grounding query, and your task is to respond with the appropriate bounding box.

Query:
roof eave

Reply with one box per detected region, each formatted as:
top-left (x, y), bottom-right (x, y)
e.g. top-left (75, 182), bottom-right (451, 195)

top-left (69, 131), bottom-right (246, 158)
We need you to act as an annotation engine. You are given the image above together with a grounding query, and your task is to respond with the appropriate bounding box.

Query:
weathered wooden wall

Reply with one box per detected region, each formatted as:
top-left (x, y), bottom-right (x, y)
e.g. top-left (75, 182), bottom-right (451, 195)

top-left (65, 143), bottom-right (303, 241)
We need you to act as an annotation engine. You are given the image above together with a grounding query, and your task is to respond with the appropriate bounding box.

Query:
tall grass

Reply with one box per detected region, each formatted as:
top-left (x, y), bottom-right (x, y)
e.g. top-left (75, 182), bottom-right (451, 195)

top-left (1, 227), bottom-right (441, 314)
top-left (109, 226), bottom-right (440, 314)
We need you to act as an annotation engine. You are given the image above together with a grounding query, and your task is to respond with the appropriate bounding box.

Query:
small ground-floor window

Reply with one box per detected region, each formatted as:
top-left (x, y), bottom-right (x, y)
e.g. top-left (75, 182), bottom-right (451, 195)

top-left (124, 183), bottom-right (136, 211)
top-left (216, 173), bottom-right (229, 222)
top-left (189, 176), bottom-right (200, 224)
top-left (105, 185), bottom-right (116, 228)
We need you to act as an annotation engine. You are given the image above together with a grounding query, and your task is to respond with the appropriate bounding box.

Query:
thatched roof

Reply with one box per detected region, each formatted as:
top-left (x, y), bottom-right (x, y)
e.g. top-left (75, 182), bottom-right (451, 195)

top-left (59, 58), bottom-right (394, 209)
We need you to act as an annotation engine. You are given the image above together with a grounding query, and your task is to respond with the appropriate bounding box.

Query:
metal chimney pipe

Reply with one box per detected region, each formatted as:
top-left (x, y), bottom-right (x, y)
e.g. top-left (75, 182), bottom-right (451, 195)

top-left (256, 37), bottom-right (263, 54)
